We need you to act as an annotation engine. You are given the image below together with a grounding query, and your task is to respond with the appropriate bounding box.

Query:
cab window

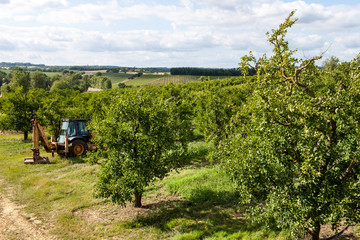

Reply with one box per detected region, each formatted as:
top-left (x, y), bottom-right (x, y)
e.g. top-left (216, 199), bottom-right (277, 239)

top-left (78, 121), bottom-right (89, 135)
top-left (58, 121), bottom-right (69, 143)
top-left (67, 121), bottom-right (77, 137)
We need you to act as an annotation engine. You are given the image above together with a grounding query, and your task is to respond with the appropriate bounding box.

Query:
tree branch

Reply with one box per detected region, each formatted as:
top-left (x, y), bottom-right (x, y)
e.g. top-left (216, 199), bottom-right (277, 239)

top-left (337, 83), bottom-right (347, 96)
top-left (340, 160), bottom-right (359, 181)
top-left (292, 56), bottom-right (322, 99)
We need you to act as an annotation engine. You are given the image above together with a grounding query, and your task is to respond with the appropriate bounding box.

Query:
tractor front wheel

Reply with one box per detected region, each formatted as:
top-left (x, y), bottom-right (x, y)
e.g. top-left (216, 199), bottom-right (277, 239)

top-left (70, 140), bottom-right (87, 156)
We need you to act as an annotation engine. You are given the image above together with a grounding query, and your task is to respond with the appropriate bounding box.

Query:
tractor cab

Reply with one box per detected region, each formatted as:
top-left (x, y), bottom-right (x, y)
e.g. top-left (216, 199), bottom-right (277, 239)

top-left (57, 118), bottom-right (95, 156)
top-left (58, 118), bottom-right (91, 143)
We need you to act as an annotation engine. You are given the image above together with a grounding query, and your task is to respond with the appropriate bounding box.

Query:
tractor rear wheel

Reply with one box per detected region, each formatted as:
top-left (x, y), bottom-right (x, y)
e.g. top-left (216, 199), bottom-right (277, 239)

top-left (70, 140), bottom-right (87, 156)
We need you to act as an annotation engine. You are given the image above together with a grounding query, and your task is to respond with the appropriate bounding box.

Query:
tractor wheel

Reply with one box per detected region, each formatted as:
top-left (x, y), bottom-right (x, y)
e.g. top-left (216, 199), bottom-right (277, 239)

top-left (70, 140), bottom-right (87, 156)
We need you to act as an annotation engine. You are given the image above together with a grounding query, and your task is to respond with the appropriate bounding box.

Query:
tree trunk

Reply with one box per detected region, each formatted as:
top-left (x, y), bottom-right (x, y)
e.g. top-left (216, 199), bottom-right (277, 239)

top-left (24, 131), bottom-right (28, 140)
top-left (304, 221), bottom-right (320, 240)
top-left (134, 191), bottom-right (142, 208)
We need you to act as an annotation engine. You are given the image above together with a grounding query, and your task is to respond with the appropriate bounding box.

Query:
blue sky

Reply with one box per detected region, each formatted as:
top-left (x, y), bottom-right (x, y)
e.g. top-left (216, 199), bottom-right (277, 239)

top-left (0, 0), bottom-right (359, 68)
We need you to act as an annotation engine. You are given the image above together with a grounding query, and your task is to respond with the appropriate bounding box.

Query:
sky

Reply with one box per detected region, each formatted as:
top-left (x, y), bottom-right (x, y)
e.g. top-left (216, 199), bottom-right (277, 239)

top-left (0, 0), bottom-right (359, 68)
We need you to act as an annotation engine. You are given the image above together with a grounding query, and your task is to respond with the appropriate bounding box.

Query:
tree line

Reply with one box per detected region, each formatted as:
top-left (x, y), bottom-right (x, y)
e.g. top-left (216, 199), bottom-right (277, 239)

top-left (0, 68), bottom-right (113, 96)
top-left (170, 67), bottom-right (248, 76)
top-left (1, 12), bottom-right (359, 240)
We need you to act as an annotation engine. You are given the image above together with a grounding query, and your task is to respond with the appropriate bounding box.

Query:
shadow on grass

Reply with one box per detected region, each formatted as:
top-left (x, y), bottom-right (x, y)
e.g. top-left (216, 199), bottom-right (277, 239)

top-left (67, 156), bottom-right (86, 164)
top-left (124, 189), bottom-right (266, 239)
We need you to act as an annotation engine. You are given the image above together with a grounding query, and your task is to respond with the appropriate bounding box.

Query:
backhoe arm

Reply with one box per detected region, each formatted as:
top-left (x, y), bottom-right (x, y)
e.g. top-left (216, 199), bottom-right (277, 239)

top-left (24, 116), bottom-right (52, 164)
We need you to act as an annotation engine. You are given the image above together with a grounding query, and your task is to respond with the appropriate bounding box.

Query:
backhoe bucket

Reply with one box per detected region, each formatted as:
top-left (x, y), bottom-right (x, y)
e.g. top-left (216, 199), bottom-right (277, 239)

top-left (24, 156), bottom-right (50, 164)
top-left (24, 148), bottom-right (50, 164)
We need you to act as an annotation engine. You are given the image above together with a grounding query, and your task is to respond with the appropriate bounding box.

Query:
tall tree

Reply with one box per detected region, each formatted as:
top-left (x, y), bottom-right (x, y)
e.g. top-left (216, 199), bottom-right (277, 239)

top-left (30, 71), bottom-right (50, 90)
top-left (0, 70), bottom-right (6, 92)
top-left (322, 56), bottom-right (340, 71)
top-left (35, 89), bottom-right (80, 139)
top-left (50, 72), bottom-right (88, 92)
top-left (0, 87), bottom-right (40, 140)
top-left (224, 11), bottom-right (360, 240)
top-left (8, 68), bottom-right (31, 92)
top-left (90, 88), bottom-right (193, 207)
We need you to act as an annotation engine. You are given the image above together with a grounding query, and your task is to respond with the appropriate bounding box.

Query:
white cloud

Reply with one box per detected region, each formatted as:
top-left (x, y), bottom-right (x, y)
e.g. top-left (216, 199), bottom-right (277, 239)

top-left (289, 34), bottom-right (325, 51)
top-left (12, 0), bottom-right (68, 9)
top-left (0, 0), bottom-right (359, 67)
top-left (0, 38), bottom-right (15, 51)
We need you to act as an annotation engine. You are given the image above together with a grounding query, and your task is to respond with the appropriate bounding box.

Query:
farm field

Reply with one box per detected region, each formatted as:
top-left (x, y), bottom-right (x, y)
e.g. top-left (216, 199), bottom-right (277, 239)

top-left (146, 75), bottom-right (199, 85)
top-left (104, 72), bottom-right (201, 87)
top-left (42, 71), bottom-right (63, 77)
top-left (103, 72), bottom-right (130, 86)
top-left (102, 72), bottom-right (168, 87)
top-left (0, 69), bottom-right (11, 74)
top-left (145, 75), bottom-right (232, 86)
top-left (103, 72), bottom-right (231, 87)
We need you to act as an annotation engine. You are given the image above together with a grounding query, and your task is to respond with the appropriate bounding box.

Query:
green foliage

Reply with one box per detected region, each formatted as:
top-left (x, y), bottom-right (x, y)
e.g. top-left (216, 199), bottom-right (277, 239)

top-left (117, 82), bottom-right (127, 88)
top-left (198, 76), bottom-right (209, 81)
top-left (90, 87), bottom-right (193, 207)
top-left (50, 72), bottom-right (89, 92)
top-left (322, 56), bottom-right (340, 71)
top-left (90, 75), bottom-right (112, 89)
top-left (225, 11), bottom-right (360, 239)
top-left (35, 89), bottom-right (83, 138)
top-left (30, 71), bottom-right (51, 90)
top-left (170, 67), bottom-right (241, 76)
top-left (194, 86), bottom-right (250, 147)
top-left (0, 113), bottom-right (10, 131)
top-left (0, 70), bottom-right (6, 91)
top-left (1, 68), bottom-right (31, 93)
top-left (0, 87), bottom-right (41, 139)
top-left (10, 69), bottom-right (31, 92)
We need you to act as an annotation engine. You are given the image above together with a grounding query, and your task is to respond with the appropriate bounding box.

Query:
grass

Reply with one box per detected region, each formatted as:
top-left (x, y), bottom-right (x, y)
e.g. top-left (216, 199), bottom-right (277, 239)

top-left (103, 72), bottom-right (129, 86)
top-left (43, 71), bottom-right (62, 77)
top-left (125, 74), bottom-right (166, 86)
top-left (1, 69), bottom-right (11, 74)
top-left (103, 72), bottom-right (168, 87)
top-left (146, 75), bottom-right (199, 85)
top-left (0, 132), bottom-right (292, 239)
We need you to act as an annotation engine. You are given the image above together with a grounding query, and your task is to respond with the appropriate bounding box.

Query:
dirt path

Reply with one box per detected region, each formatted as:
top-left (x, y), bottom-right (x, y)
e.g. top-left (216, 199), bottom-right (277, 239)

top-left (0, 179), bottom-right (56, 240)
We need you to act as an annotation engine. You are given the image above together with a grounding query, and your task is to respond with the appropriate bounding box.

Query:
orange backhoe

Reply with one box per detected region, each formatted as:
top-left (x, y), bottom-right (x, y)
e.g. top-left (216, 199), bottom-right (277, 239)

top-left (24, 116), bottom-right (96, 164)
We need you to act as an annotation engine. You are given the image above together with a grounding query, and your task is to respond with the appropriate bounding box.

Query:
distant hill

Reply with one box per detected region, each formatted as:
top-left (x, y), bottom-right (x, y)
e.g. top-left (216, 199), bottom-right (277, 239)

top-left (0, 62), bottom-right (171, 73)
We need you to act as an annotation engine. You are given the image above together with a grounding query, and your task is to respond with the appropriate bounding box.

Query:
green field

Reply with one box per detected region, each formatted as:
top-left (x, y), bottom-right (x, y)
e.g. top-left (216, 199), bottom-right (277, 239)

top-left (43, 71), bottom-right (62, 77)
top-left (103, 72), bottom-right (168, 87)
top-left (103, 72), bottom-right (172, 87)
top-left (103, 72), bottom-right (129, 86)
top-left (145, 75), bottom-right (199, 85)
top-left (0, 69), bottom-right (11, 74)
top-left (1, 68), bottom-right (232, 89)
top-left (125, 74), bottom-right (167, 86)
top-left (0, 132), bottom-right (292, 240)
